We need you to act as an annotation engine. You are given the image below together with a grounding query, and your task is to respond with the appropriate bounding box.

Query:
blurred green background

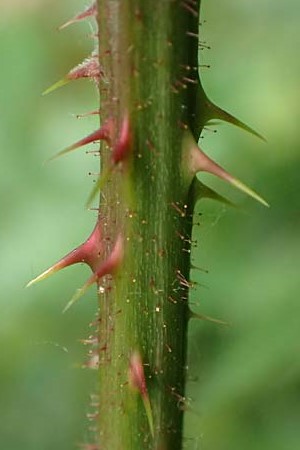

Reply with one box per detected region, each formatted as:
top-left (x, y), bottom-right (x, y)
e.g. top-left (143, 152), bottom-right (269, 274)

top-left (0, 1), bottom-right (299, 449)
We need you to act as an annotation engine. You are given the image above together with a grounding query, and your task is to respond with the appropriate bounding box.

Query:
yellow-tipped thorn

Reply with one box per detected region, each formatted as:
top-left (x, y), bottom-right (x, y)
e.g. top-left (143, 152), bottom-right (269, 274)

top-left (26, 265), bottom-right (62, 288)
top-left (229, 177), bottom-right (269, 208)
top-left (47, 144), bottom-right (77, 163)
top-left (42, 77), bottom-right (70, 96)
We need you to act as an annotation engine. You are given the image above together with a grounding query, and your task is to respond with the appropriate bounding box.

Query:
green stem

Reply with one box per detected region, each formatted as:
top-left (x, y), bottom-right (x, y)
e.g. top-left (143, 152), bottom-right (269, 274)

top-left (96, 1), bottom-right (200, 448)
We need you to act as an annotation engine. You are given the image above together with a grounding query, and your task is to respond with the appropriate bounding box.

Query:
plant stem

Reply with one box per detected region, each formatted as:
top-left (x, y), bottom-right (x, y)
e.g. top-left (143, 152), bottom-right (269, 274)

top-left (96, 1), bottom-right (200, 448)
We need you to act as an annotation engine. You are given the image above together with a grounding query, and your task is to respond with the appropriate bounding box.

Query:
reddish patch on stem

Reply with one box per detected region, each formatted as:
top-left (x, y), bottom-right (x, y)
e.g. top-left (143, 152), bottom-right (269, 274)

top-left (112, 113), bottom-right (132, 164)
top-left (78, 443), bottom-right (99, 450)
top-left (129, 352), bottom-right (147, 397)
top-left (88, 234), bottom-right (124, 285)
top-left (129, 352), bottom-right (154, 437)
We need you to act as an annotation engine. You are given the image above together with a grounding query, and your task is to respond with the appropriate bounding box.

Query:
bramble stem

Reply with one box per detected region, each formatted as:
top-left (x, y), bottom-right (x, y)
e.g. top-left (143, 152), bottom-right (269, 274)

top-left (96, 1), bottom-right (200, 448)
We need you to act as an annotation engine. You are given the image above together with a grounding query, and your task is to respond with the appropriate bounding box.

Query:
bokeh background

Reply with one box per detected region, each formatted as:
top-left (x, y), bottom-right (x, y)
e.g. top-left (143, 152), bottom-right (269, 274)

top-left (0, 0), bottom-right (299, 449)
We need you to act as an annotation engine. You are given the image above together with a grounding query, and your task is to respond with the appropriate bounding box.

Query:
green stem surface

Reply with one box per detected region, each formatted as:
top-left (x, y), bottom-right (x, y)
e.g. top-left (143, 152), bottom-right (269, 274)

top-left (96, 1), bottom-right (200, 448)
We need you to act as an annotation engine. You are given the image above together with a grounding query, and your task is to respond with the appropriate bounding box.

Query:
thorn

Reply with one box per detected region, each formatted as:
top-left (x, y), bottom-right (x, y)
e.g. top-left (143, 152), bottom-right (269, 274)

top-left (48, 118), bottom-right (113, 161)
top-left (189, 308), bottom-right (229, 326)
top-left (67, 52), bottom-right (102, 83)
top-left (75, 110), bottom-right (99, 119)
top-left (193, 179), bottom-right (235, 207)
top-left (181, 1), bottom-right (199, 17)
top-left (186, 31), bottom-right (199, 39)
top-left (79, 336), bottom-right (98, 345)
top-left (86, 113), bottom-right (131, 207)
top-left (43, 52), bottom-right (102, 95)
top-left (206, 101), bottom-right (266, 142)
top-left (58, 2), bottom-right (97, 30)
top-left (182, 77), bottom-right (198, 85)
top-left (184, 130), bottom-right (269, 207)
top-left (176, 269), bottom-right (193, 289)
top-left (129, 352), bottom-right (154, 438)
top-left (26, 222), bottom-right (102, 288)
top-left (63, 234), bottom-right (124, 312)
top-left (42, 78), bottom-right (70, 96)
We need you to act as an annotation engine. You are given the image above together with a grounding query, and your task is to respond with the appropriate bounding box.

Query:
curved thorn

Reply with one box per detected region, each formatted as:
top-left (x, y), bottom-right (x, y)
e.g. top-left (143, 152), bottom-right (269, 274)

top-left (200, 149), bottom-right (269, 207)
top-left (185, 132), bottom-right (269, 207)
top-left (207, 101), bottom-right (266, 142)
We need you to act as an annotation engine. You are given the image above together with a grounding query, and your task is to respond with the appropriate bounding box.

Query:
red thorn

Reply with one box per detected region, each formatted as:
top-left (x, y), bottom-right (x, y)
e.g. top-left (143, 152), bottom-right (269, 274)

top-left (50, 119), bottom-right (113, 161)
top-left (59, 2), bottom-right (97, 30)
top-left (26, 222), bottom-right (103, 287)
top-left (85, 113), bottom-right (131, 207)
top-left (42, 53), bottom-right (103, 96)
top-left (68, 120), bottom-right (112, 150)
top-left (67, 52), bottom-right (103, 84)
top-left (62, 235), bottom-right (123, 311)
top-left (62, 221), bottom-right (103, 271)
top-left (111, 113), bottom-right (132, 164)
top-left (77, 223), bottom-right (103, 271)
